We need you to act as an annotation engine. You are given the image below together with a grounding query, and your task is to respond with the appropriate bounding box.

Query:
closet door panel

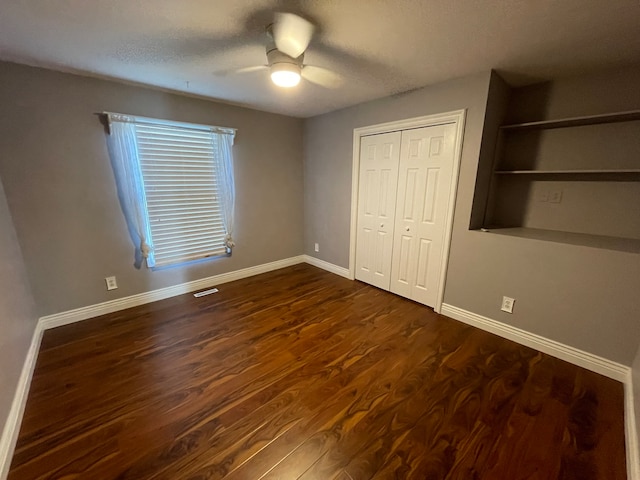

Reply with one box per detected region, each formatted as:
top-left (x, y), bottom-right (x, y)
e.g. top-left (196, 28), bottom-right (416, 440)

top-left (390, 124), bottom-right (456, 306)
top-left (355, 132), bottom-right (402, 290)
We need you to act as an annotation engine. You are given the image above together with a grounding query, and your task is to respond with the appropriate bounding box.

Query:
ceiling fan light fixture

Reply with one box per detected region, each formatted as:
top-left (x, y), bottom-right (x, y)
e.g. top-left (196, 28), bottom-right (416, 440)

top-left (270, 62), bottom-right (301, 88)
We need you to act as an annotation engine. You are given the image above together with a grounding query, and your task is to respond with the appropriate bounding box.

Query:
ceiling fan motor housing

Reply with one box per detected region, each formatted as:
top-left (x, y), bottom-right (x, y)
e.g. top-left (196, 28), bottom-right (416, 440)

top-left (266, 47), bottom-right (304, 69)
top-left (267, 47), bottom-right (303, 87)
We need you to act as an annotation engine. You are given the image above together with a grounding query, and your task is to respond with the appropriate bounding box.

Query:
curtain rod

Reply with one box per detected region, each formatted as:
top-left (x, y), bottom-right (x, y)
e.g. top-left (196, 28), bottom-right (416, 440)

top-left (98, 111), bottom-right (237, 136)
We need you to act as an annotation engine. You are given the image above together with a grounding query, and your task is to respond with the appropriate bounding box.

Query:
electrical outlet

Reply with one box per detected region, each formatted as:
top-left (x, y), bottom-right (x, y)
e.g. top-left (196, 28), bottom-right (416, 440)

top-left (314, 243), bottom-right (319, 252)
top-left (105, 276), bottom-right (118, 291)
top-left (501, 296), bottom-right (515, 313)
top-left (549, 190), bottom-right (563, 204)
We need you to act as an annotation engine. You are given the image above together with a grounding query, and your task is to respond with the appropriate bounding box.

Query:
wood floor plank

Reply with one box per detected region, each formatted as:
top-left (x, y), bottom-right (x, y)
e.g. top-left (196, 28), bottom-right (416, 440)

top-left (146, 292), bottom-right (441, 479)
top-left (247, 332), bottom-right (443, 478)
top-left (8, 264), bottom-right (627, 479)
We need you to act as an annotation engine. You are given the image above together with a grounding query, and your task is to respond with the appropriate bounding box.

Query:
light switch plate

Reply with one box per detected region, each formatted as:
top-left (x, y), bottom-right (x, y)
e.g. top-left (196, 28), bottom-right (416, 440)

top-left (549, 190), bottom-right (563, 203)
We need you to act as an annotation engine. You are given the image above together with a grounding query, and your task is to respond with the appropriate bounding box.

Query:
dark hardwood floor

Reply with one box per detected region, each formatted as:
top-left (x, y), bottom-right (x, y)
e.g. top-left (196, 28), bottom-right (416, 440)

top-left (9, 264), bottom-right (627, 479)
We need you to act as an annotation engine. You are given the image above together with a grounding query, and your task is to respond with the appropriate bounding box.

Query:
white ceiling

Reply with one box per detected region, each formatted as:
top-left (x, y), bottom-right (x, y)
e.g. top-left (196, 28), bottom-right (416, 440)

top-left (1, 0), bottom-right (639, 118)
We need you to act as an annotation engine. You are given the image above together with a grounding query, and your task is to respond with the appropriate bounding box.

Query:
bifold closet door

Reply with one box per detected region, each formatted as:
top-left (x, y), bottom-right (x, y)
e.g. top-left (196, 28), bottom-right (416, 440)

top-left (354, 131), bottom-right (402, 290)
top-left (390, 124), bottom-right (456, 306)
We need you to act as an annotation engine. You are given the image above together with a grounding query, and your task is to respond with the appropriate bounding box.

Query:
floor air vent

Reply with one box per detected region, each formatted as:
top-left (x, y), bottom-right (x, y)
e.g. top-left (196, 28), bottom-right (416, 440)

top-left (193, 288), bottom-right (219, 298)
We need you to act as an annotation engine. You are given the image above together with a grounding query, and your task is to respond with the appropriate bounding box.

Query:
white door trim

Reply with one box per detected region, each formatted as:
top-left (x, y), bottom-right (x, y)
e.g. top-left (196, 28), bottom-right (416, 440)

top-left (349, 110), bottom-right (466, 313)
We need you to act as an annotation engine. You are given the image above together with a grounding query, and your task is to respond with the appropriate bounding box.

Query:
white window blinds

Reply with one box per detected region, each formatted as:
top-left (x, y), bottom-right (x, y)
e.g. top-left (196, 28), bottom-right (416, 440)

top-left (106, 113), bottom-right (236, 269)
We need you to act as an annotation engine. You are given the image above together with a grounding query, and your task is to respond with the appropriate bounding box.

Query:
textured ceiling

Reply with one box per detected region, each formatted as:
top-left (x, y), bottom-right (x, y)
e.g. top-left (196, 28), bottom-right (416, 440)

top-left (1, 0), bottom-right (639, 118)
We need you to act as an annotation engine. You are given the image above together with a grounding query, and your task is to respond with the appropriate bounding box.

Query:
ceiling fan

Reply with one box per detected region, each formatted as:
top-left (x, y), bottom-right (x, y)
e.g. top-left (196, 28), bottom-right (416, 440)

top-left (221, 12), bottom-right (343, 89)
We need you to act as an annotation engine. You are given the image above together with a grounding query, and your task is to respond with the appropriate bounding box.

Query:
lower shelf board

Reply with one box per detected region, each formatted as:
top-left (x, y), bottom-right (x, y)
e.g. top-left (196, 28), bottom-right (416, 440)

top-left (494, 169), bottom-right (640, 174)
top-left (478, 227), bottom-right (640, 254)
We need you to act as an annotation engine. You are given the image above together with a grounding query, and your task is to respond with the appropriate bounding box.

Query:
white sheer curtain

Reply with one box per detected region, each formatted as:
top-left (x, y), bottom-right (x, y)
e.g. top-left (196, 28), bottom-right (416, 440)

top-left (106, 115), bottom-right (156, 268)
top-left (215, 131), bottom-right (236, 250)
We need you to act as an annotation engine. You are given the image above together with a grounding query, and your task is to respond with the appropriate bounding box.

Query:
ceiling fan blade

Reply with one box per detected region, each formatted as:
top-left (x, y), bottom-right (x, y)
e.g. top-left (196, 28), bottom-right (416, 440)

top-left (273, 12), bottom-right (314, 58)
top-left (302, 65), bottom-right (344, 88)
top-left (213, 65), bottom-right (268, 77)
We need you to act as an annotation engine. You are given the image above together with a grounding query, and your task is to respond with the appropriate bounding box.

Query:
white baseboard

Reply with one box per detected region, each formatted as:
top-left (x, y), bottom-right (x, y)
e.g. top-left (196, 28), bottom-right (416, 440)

top-left (39, 256), bottom-right (306, 330)
top-left (625, 373), bottom-right (640, 480)
top-left (303, 255), bottom-right (351, 279)
top-left (0, 322), bottom-right (44, 480)
top-left (39, 255), bottom-right (355, 331)
top-left (440, 304), bottom-right (629, 381)
top-left (441, 303), bottom-right (638, 480)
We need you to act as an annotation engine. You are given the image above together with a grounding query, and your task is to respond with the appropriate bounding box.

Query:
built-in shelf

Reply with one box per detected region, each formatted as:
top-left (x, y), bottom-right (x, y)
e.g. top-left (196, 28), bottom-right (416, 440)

top-left (486, 108), bottom-right (640, 246)
top-left (495, 169), bottom-right (640, 175)
top-left (476, 227), bottom-right (640, 254)
top-left (500, 109), bottom-right (640, 131)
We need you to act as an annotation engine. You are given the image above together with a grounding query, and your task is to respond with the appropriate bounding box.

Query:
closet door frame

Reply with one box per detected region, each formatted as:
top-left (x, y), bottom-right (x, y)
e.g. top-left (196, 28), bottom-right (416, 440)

top-left (348, 110), bottom-right (466, 313)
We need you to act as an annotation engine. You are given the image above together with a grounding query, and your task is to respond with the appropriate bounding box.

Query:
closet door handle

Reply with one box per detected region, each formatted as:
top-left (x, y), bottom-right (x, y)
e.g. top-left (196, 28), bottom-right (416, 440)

top-left (380, 223), bottom-right (384, 228)
top-left (405, 226), bottom-right (410, 232)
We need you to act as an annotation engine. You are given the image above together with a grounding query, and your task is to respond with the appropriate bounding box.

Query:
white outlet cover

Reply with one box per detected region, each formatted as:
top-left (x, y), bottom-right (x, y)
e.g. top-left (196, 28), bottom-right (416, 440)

top-left (105, 276), bottom-right (118, 291)
top-left (501, 296), bottom-right (515, 313)
top-left (314, 243), bottom-right (319, 252)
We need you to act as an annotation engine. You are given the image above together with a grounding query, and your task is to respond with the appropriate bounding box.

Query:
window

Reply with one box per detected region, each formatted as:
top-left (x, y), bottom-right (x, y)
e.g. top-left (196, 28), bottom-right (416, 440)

top-left (105, 113), bottom-right (236, 268)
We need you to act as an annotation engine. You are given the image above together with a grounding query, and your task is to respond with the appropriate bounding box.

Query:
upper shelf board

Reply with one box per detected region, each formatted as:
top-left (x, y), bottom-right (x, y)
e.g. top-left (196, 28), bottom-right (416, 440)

top-left (501, 110), bottom-right (640, 131)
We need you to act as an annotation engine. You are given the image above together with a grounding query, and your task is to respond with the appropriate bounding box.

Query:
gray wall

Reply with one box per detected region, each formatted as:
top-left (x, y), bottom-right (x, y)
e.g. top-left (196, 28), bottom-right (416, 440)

top-left (303, 71), bottom-right (492, 267)
top-left (0, 61), bottom-right (304, 317)
top-left (304, 67), bottom-right (640, 365)
top-left (447, 67), bottom-right (640, 365)
top-left (505, 65), bottom-right (640, 124)
top-left (469, 71), bottom-right (510, 230)
top-left (0, 177), bottom-right (37, 448)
